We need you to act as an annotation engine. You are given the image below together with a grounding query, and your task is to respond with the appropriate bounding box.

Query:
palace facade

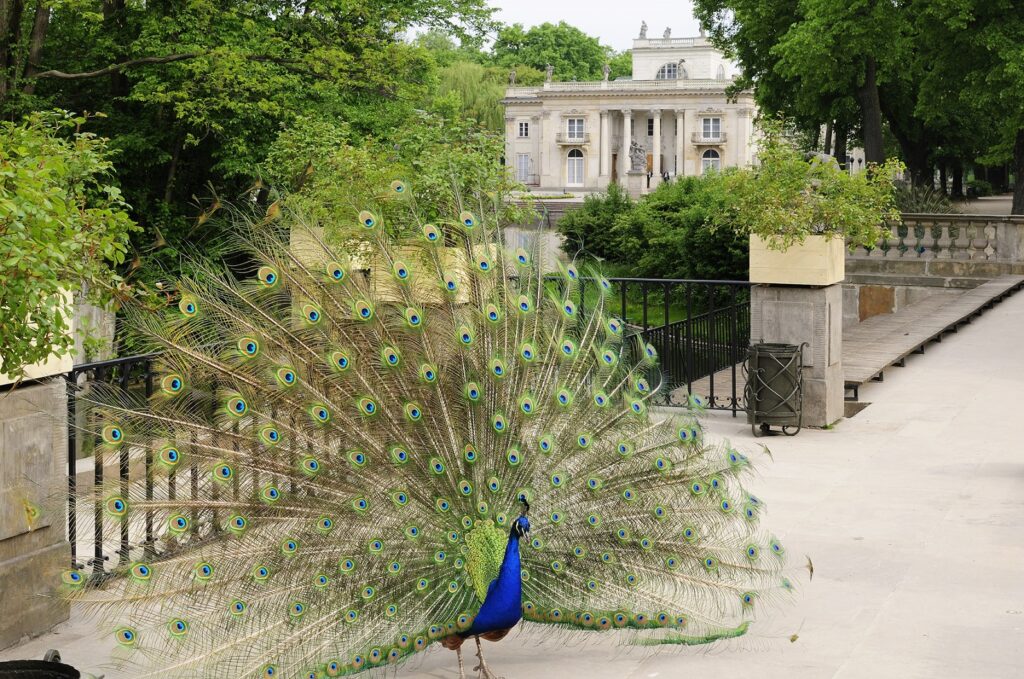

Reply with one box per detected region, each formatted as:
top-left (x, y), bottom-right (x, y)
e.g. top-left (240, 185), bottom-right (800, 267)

top-left (502, 32), bottom-right (756, 193)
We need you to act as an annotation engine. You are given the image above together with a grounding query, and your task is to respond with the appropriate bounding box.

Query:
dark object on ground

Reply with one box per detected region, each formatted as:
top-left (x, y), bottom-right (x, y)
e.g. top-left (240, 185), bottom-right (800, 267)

top-left (0, 649), bottom-right (81, 679)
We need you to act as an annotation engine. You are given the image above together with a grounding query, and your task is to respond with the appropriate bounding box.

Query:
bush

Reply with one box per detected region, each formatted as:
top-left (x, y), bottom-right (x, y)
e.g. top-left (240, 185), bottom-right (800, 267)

top-left (966, 178), bottom-right (994, 198)
top-left (557, 183), bottom-right (633, 261)
top-left (557, 175), bottom-right (748, 282)
top-left (615, 174), bottom-right (748, 281)
top-left (0, 111), bottom-right (137, 380)
top-left (895, 185), bottom-right (959, 214)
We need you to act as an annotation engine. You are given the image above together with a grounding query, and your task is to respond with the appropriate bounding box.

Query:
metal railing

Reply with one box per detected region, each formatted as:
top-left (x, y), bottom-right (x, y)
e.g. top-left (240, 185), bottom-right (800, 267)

top-left (604, 277), bottom-right (751, 414)
top-left (66, 353), bottom-right (159, 573)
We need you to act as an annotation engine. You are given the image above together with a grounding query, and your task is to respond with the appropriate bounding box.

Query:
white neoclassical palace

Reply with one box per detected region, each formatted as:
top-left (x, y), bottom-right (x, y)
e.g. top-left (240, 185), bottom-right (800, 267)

top-left (502, 30), bottom-right (756, 193)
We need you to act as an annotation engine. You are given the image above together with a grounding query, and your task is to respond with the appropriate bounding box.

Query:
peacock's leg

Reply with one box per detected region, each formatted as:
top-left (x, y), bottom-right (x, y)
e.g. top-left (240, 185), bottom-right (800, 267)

top-left (457, 646), bottom-right (466, 679)
top-left (473, 635), bottom-right (503, 679)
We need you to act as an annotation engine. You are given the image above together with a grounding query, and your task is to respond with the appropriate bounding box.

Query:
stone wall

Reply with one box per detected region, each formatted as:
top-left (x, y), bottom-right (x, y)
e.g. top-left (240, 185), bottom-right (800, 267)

top-left (0, 379), bottom-right (70, 649)
top-left (750, 285), bottom-right (844, 427)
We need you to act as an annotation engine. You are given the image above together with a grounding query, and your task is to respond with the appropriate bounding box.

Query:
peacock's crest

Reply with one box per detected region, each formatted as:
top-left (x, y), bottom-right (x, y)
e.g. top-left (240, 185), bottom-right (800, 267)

top-left (61, 181), bottom-right (791, 677)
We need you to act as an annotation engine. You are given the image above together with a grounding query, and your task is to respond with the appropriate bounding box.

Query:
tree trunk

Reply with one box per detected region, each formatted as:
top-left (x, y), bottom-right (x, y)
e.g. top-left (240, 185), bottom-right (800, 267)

top-left (20, 0), bottom-right (49, 94)
top-left (0, 0), bottom-right (25, 104)
top-left (164, 132), bottom-right (184, 203)
top-left (810, 125), bottom-right (820, 151)
top-left (823, 121), bottom-right (833, 155)
top-left (938, 164), bottom-right (948, 195)
top-left (102, 0), bottom-right (128, 98)
top-left (855, 56), bottom-right (886, 164)
top-left (834, 124), bottom-right (849, 169)
top-left (1013, 129), bottom-right (1024, 216)
top-left (952, 161), bottom-right (964, 198)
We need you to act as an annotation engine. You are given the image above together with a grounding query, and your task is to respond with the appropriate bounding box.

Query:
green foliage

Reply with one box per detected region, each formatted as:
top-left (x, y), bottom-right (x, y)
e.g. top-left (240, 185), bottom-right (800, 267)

top-left (0, 111), bottom-right (137, 379)
top-left (558, 183), bottom-right (633, 261)
top-left (966, 178), bottom-right (995, 198)
top-left (607, 51), bottom-right (632, 80)
top-left (558, 178), bottom-right (748, 282)
top-left (713, 120), bottom-right (903, 250)
top-left (895, 185), bottom-right (959, 214)
top-left (264, 110), bottom-right (532, 231)
top-left (1, 0), bottom-right (497, 292)
top-left (492, 22), bottom-right (613, 81)
top-left (615, 175), bottom-right (749, 281)
top-left (435, 61), bottom-right (509, 131)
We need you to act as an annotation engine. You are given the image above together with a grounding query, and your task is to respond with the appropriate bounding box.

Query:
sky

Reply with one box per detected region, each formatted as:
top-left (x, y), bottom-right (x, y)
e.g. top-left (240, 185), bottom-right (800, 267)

top-left (486, 0), bottom-right (703, 52)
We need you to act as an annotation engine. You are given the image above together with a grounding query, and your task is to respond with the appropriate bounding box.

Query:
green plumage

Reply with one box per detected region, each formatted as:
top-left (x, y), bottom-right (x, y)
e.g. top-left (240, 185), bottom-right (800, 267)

top-left (60, 181), bottom-right (791, 678)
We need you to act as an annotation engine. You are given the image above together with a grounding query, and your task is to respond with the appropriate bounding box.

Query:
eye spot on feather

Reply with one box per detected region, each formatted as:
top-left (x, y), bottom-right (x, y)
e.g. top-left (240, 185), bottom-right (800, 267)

top-left (326, 261), bottom-right (345, 282)
top-left (178, 296), bottom-right (198, 317)
top-left (115, 627), bottom-right (138, 646)
top-left (358, 210), bottom-right (377, 229)
top-left (161, 374), bottom-right (184, 395)
top-left (168, 619), bottom-right (188, 637)
top-left (257, 265), bottom-right (279, 288)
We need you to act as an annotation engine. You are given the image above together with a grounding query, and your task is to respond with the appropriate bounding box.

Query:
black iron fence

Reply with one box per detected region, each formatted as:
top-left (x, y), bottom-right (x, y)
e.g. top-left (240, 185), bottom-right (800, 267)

top-left (66, 353), bottom-right (158, 573)
top-left (604, 278), bottom-right (752, 414)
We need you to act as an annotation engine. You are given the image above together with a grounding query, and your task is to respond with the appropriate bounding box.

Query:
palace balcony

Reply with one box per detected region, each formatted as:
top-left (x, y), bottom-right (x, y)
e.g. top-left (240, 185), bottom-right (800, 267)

top-left (555, 132), bottom-right (591, 145)
top-left (692, 132), bottom-right (727, 145)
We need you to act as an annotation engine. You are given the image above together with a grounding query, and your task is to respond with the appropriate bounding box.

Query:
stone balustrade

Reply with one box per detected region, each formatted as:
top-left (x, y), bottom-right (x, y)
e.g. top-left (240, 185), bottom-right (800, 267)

top-left (847, 214), bottom-right (1024, 285)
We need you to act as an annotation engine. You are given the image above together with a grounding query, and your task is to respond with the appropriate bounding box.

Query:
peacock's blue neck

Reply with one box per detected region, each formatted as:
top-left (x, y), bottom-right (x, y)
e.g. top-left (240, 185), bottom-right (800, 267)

top-left (465, 530), bottom-right (523, 636)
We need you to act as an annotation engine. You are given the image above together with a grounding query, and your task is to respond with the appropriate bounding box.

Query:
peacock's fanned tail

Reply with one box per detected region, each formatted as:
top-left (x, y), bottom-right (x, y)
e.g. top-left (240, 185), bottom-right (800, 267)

top-left (60, 181), bottom-right (791, 678)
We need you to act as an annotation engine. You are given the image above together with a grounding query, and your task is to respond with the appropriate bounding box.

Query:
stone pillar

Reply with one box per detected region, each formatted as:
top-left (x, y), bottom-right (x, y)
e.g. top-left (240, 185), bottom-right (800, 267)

top-left (749, 284), bottom-right (844, 427)
top-left (531, 114), bottom-right (542, 184)
top-left (619, 110), bottom-right (632, 183)
top-left (0, 378), bottom-right (70, 649)
top-left (599, 110), bottom-right (611, 179)
top-left (675, 110), bottom-right (685, 177)
top-left (651, 109), bottom-right (662, 186)
top-left (684, 108), bottom-right (699, 175)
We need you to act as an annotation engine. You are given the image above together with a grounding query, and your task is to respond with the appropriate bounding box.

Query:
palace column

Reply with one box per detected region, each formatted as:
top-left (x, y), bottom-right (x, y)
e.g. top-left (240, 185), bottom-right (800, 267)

top-left (599, 110), bottom-right (611, 180)
top-left (619, 109), bottom-right (632, 182)
top-left (675, 110), bottom-right (685, 176)
top-left (651, 109), bottom-right (662, 185)
top-left (531, 114), bottom-right (542, 184)
top-left (684, 108), bottom-right (699, 175)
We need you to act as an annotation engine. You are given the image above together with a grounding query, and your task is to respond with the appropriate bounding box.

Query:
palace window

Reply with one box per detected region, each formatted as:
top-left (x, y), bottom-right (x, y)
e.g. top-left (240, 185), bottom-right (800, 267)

top-left (716, 64), bottom-right (726, 80)
top-left (655, 62), bottom-right (678, 80)
top-left (516, 154), bottom-right (531, 182)
top-left (702, 149), bottom-right (721, 173)
top-left (567, 149), bottom-right (584, 185)
top-left (702, 117), bottom-right (721, 140)
top-left (567, 118), bottom-right (585, 139)
top-left (647, 118), bottom-right (654, 136)
top-left (518, 121), bottom-right (529, 138)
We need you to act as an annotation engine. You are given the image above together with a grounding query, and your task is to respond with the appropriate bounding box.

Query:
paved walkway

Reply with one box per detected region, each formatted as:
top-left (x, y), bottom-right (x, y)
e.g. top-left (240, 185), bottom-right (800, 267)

top-left (4, 295), bottom-right (1024, 678)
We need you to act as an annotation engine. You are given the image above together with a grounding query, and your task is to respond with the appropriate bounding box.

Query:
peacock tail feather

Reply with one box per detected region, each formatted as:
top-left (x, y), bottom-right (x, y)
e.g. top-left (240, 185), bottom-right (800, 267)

top-left (59, 181), bottom-right (791, 678)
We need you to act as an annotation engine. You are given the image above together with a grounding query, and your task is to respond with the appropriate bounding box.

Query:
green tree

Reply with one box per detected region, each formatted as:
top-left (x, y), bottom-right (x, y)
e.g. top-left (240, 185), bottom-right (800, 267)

top-left (0, 111), bottom-right (137, 379)
top-left (492, 22), bottom-right (613, 81)
top-left (607, 51), bottom-right (632, 80)
top-left (914, 0), bottom-right (1024, 213)
top-left (1, 0), bottom-right (496, 286)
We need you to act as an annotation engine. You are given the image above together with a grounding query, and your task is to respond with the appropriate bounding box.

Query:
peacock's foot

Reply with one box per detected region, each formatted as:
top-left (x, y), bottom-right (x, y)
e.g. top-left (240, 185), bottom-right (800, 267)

top-left (473, 636), bottom-right (505, 679)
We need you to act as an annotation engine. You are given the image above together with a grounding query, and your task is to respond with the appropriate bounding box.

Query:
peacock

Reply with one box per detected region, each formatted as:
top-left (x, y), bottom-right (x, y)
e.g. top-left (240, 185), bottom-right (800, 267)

top-left (57, 180), bottom-right (792, 679)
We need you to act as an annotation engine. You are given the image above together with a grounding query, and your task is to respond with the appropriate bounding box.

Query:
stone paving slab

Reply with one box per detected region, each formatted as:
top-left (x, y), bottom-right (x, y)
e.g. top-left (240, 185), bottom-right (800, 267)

top-left (4, 295), bottom-right (1024, 678)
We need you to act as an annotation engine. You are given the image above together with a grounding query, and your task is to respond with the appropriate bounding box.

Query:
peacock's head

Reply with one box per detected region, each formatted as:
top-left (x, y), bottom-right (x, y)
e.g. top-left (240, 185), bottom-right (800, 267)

top-left (512, 495), bottom-right (530, 538)
top-left (512, 515), bottom-right (530, 538)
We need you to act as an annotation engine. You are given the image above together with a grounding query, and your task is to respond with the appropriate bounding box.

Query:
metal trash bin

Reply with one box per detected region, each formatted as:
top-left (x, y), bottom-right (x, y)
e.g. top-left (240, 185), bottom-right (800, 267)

top-left (0, 661), bottom-right (80, 679)
top-left (744, 342), bottom-right (806, 436)
top-left (0, 649), bottom-right (81, 679)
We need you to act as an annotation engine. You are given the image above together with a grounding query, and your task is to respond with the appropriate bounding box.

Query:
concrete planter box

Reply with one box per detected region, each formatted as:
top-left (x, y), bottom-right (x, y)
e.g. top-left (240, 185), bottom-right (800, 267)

top-left (749, 234), bottom-right (845, 286)
top-left (0, 290), bottom-right (74, 387)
